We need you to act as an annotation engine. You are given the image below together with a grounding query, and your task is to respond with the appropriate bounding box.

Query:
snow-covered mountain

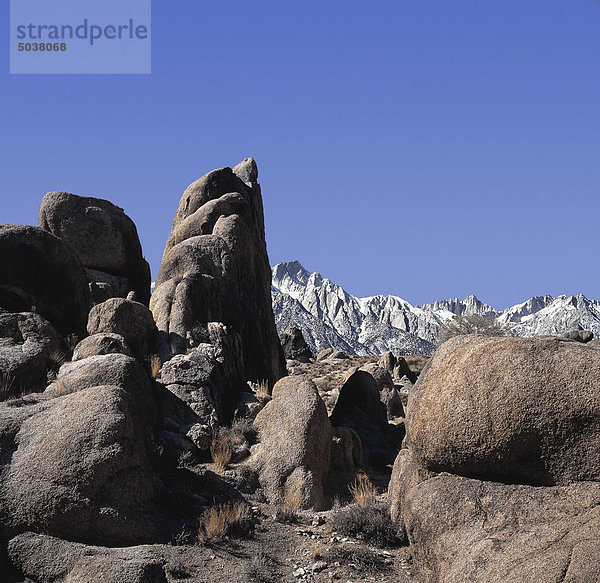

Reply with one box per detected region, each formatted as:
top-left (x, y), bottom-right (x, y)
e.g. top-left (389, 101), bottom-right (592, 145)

top-left (271, 261), bottom-right (600, 356)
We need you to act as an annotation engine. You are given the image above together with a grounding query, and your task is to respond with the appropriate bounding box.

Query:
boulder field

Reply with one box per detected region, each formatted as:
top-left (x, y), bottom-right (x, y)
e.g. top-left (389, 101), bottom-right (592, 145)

top-left (0, 160), bottom-right (598, 582)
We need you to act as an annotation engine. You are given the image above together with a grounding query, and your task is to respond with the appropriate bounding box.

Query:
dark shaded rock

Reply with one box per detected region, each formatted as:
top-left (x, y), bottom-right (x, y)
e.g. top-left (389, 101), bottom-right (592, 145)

top-left (87, 298), bottom-right (157, 358)
top-left (150, 160), bottom-right (285, 386)
top-left (408, 335), bottom-right (600, 485)
top-left (328, 427), bottom-right (363, 492)
top-left (72, 333), bottom-right (134, 361)
top-left (0, 310), bottom-right (65, 397)
top-left (280, 326), bottom-right (313, 362)
top-left (561, 329), bottom-right (594, 343)
top-left (0, 386), bottom-right (163, 545)
top-left (389, 450), bottom-right (600, 583)
top-left (8, 532), bottom-right (168, 583)
top-left (330, 370), bottom-right (403, 466)
top-left (38, 191), bottom-right (151, 305)
top-left (251, 375), bottom-right (332, 510)
top-left (380, 386), bottom-right (405, 419)
top-left (0, 225), bottom-right (90, 337)
top-left (89, 281), bottom-right (115, 304)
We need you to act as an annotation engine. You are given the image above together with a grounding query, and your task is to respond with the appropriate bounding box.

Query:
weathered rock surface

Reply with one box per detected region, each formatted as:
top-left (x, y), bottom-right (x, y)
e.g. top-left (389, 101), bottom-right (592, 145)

top-left (251, 375), bottom-right (332, 510)
top-left (330, 370), bottom-right (403, 465)
top-left (0, 386), bottom-right (162, 545)
top-left (0, 225), bottom-right (90, 337)
top-left (150, 160), bottom-right (285, 385)
top-left (280, 326), bottom-right (313, 362)
top-left (48, 353), bottom-right (156, 427)
top-left (389, 334), bottom-right (600, 582)
top-left (408, 335), bottom-right (600, 485)
top-left (72, 333), bottom-right (134, 361)
top-left (390, 451), bottom-right (600, 583)
top-left (8, 532), bottom-right (168, 583)
top-left (0, 310), bottom-right (65, 397)
top-left (87, 297), bottom-right (157, 358)
top-left (38, 191), bottom-right (151, 305)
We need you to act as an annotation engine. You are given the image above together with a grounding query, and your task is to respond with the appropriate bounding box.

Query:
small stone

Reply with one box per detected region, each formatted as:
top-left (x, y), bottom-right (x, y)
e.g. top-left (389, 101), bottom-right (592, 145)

top-left (311, 560), bottom-right (327, 573)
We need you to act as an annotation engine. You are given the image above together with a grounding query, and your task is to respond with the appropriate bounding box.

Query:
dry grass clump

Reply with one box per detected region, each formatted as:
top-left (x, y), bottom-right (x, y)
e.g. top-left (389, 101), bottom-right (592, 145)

top-left (256, 379), bottom-right (270, 400)
top-left (149, 354), bottom-right (162, 379)
top-left (246, 551), bottom-right (279, 583)
top-left (197, 501), bottom-right (254, 545)
top-left (47, 347), bottom-right (68, 369)
top-left (0, 373), bottom-right (16, 401)
top-left (324, 545), bottom-right (391, 572)
top-left (435, 313), bottom-right (511, 346)
top-left (210, 430), bottom-right (233, 474)
top-left (350, 473), bottom-right (377, 507)
top-left (275, 480), bottom-right (303, 523)
top-left (330, 501), bottom-right (401, 547)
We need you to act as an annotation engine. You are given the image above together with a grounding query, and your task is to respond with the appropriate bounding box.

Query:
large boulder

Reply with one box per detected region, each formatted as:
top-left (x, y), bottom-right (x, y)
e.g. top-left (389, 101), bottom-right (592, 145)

top-left (72, 333), bottom-right (134, 361)
top-left (150, 159), bottom-right (285, 385)
top-left (280, 327), bottom-right (313, 362)
top-left (0, 225), bottom-right (90, 337)
top-left (330, 370), bottom-right (403, 465)
top-left (0, 310), bottom-right (65, 397)
top-left (8, 532), bottom-right (168, 583)
top-left (38, 191), bottom-right (151, 305)
top-left (87, 298), bottom-right (157, 358)
top-left (389, 334), bottom-right (600, 582)
top-left (407, 335), bottom-right (600, 485)
top-left (251, 375), bottom-right (332, 510)
top-left (48, 353), bottom-right (156, 429)
top-left (0, 386), bottom-right (163, 545)
top-left (390, 451), bottom-right (600, 583)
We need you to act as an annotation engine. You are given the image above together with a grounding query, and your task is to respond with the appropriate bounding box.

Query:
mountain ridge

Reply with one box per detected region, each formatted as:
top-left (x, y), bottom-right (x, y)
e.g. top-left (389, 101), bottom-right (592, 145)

top-left (272, 261), bottom-right (600, 356)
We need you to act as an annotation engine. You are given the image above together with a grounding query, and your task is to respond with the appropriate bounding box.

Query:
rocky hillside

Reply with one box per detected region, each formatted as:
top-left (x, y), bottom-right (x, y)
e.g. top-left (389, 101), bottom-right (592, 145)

top-left (272, 261), bottom-right (600, 355)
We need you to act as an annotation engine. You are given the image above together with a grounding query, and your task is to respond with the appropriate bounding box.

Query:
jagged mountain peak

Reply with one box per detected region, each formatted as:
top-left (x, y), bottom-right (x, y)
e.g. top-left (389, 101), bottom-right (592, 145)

top-left (272, 261), bottom-right (600, 356)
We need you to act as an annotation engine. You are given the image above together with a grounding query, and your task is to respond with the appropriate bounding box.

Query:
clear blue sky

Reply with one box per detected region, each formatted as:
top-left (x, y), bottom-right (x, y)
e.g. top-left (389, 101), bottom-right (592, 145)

top-left (3, 0), bottom-right (600, 309)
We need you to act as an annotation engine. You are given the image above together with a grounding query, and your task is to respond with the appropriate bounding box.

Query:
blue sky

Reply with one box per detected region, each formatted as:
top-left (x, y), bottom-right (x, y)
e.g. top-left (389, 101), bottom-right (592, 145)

top-left (3, 0), bottom-right (600, 309)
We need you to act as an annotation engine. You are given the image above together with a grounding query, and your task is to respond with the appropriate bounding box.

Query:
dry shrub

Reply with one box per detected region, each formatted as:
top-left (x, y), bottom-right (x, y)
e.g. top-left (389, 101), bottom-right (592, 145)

top-left (247, 551), bottom-right (278, 583)
top-left (0, 373), bottom-right (16, 401)
top-left (149, 354), bottom-right (162, 379)
top-left (197, 501), bottom-right (253, 545)
top-left (256, 379), bottom-right (270, 400)
top-left (435, 313), bottom-right (511, 346)
top-left (225, 417), bottom-right (257, 446)
top-left (48, 347), bottom-right (67, 368)
top-left (330, 502), bottom-right (402, 547)
top-left (311, 543), bottom-right (323, 560)
top-left (324, 545), bottom-right (391, 572)
top-left (350, 473), bottom-right (377, 507)
top-left (275, 480), bottom-right (303, 523)
top-left (210, 430), bottom-right (233, 474)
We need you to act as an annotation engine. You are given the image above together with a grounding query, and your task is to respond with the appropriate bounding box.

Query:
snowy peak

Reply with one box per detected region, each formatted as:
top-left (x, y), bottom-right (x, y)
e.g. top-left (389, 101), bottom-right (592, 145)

top-left (419, 294), bottom-right (498, 317)
top-left (271, 261), bottom-right (600, 356)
